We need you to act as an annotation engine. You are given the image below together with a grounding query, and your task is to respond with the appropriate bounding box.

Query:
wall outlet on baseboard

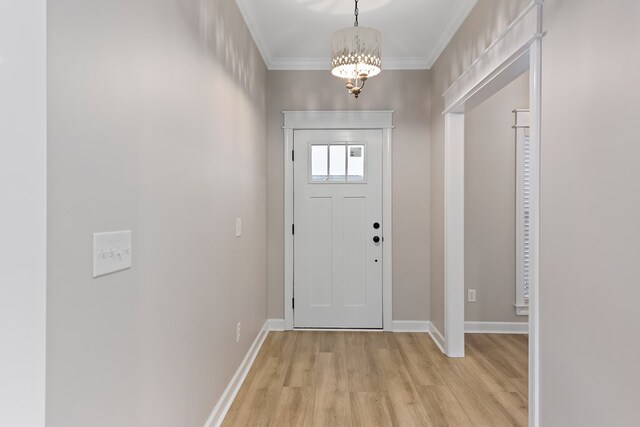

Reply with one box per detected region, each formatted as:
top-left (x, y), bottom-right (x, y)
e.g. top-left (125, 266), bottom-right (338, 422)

top-left (467, 289), bottom-right (477, 303)
top-left (236, 322), bottom-right (241, 343)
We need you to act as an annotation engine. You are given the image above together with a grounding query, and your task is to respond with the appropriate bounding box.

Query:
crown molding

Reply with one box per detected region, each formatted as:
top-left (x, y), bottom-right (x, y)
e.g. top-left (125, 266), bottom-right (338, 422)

top-left (235, 0), bottom-right (477, 71)
top-left (425, 0), bottom-right (478, 68)
top-left (234, 0), bottom-right (273, 68)
top-left (269, 58), bottom-right (329, 71)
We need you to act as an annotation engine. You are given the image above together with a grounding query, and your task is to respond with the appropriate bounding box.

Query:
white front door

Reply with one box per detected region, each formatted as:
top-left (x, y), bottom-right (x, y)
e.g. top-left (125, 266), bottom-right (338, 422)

top-left (293, 129), bottom-right (383, 328)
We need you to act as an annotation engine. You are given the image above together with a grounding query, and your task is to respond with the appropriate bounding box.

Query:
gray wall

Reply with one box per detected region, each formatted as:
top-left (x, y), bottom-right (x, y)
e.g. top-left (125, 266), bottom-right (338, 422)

top-left (46, 1), bottom-right (267, 426)
top-left (267, 70), bottom-right (431, 321)
top-left (464, 72), bottom-right (529, 323)
top-left (429, 0), bottom-right (531, 333)
top-left (540, 0), bottom-right (640, 424)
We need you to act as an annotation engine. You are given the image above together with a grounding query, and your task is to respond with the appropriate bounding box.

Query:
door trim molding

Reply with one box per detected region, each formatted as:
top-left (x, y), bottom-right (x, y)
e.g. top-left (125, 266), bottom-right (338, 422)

top-left (283, 111), bottom-right (394, 331)
top-left (283, 110), bottom-right (394, 130)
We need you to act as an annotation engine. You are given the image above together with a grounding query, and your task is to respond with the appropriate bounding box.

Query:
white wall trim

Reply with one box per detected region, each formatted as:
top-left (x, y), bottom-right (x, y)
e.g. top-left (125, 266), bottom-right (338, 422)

top-left (391, 321), bottom-right (431, 333)
top-left (282, 111), bottom-right (394, 332)
top-left (443, 1), bottom-right (542, 114)
top-left (282, 110), bottom-right (394, 130)
top-left (465, 321), bottom-right (529, 334)
top-left (428, 322), bottom-right (446, 354)
top-left (381, 128), bottom-right (393, 331)
top-left (270, 319), bottom-right (432, 333)
top-left (204, 321), bottom-right (269, 427)
top-left (283, 129), bottom-right (294, 330)
top-left (267, 319), bottom-right (285, 331)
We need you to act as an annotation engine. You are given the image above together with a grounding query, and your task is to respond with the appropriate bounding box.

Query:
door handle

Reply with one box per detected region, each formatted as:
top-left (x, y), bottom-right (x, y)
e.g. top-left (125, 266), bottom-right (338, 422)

top-left (373, 222), bottom-right (380, 229)
top-left (373, 236), bottom-right (380, 243)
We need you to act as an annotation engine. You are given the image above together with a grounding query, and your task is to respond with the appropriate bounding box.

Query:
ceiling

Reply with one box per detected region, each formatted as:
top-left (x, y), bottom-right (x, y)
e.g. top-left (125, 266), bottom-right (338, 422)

top-left (234, 0), bottom-right (478, 70)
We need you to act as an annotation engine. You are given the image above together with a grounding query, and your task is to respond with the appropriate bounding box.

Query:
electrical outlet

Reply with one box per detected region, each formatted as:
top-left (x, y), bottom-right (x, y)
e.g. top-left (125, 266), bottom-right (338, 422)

top-left (235, 218), bottom-right (242, 237)
top-left (467, 289), bottom-right (477, 303)
top-left (236, 322), bottom-right (241, 343)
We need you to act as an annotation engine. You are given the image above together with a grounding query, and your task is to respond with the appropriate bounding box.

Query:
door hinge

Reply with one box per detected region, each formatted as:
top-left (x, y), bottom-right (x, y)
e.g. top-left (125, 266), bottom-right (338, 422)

top-left (292, 298), bottom-right (295, 309)
top-left (292, 150), bottom-right (295, 161)
top-left (292, 224), bottom-right (295, 235)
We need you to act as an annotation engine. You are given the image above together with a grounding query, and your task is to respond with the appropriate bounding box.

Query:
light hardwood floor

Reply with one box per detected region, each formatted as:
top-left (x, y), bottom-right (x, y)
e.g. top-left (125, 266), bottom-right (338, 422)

top-left (222, 331), bottom-right (528, 427)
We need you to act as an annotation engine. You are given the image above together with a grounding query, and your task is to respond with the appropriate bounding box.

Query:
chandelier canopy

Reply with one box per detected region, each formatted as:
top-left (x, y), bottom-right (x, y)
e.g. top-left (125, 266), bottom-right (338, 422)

top-left (330, 0), bottom-right (382, 98)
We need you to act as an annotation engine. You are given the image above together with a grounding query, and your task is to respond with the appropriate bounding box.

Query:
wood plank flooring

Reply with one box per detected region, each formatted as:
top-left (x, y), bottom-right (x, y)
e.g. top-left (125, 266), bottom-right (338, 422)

top-left (222, 332), bottom-right (528, 427)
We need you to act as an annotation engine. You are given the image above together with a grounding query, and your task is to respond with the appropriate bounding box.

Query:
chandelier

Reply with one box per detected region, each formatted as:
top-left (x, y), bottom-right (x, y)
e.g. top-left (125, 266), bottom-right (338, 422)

top-left (330, 0), bottom-right (382, 99)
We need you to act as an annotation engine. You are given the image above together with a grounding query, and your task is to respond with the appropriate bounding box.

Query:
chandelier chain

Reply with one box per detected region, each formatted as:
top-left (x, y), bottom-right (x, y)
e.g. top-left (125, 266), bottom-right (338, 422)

top-left (354, 0), bottom-right (359, 27)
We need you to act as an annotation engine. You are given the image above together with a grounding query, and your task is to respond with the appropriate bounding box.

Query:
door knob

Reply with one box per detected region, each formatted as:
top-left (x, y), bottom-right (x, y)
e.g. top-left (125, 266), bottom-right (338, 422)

top-left (373, 222), bottom-right (380, 229)
top-left (373, 236), bottom-right (380, 243)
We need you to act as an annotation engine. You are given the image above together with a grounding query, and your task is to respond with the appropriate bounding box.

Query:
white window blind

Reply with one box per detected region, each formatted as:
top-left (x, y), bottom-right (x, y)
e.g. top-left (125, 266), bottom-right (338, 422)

top-left (514, 110), bottom-right (531, 315)
top-left (522, 130), bottom-right (531, 301)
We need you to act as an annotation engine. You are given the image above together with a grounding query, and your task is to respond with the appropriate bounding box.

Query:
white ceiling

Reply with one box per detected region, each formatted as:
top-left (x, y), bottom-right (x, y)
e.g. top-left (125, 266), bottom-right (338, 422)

top-left (234, 0), bottom-right (478, 70)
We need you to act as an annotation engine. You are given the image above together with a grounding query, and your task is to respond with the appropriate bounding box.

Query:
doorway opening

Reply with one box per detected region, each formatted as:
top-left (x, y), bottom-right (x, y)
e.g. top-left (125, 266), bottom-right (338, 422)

top-left (441, 3), bottom-right (543, 426)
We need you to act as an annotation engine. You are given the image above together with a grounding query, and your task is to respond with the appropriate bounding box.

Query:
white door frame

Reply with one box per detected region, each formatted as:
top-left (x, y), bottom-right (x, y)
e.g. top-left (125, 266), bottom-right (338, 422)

top-left (283, 111), bottom-right (394, 331)
top-left (441, 2), bottom-right (543, 426)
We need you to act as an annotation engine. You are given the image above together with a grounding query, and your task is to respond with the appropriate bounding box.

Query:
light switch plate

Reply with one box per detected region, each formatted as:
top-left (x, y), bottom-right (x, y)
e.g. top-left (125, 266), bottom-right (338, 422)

top-left (235, 218), bottom-right (242, 237)
top-left (93, 230), bottom-right (132, 278)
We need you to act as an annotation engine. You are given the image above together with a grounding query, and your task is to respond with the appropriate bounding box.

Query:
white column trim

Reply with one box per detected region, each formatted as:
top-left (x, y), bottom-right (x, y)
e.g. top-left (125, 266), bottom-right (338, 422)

top-left (528, 5), bottom-right (543, 425)
top-left (444, 113), bottom-right (466, 358)
top-left (282, 111), bottom-right (394, 331)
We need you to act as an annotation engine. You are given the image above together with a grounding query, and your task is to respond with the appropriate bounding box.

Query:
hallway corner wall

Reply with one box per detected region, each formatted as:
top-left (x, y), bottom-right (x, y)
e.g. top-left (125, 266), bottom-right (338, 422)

top-left (46, 1), bottom-right (268, 425)
top-left (540, 0), bottom-right (640, 424)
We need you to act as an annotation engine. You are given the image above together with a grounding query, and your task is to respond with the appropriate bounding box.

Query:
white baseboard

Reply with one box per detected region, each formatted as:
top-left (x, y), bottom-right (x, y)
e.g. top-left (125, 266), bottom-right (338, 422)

top-left (204, 320), bottom-right (269, 427)
top-left (391, 320), bottom-right (430, 333)
top-left (267, 318), bottom-right (285, 331)
top-left (428, 322), bottom-right (446, 353)
top-left (465, 321), bottom-right (529, 334)
top-left (267, 319), bottom-right (432, 333)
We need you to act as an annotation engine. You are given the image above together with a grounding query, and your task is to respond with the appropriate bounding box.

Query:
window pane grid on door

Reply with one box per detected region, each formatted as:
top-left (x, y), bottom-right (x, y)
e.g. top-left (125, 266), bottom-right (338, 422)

top-left (310, 143), bottom-right (366, 183)
top-left (311, 145), bottom-right (328, 178)
top-left (329, 145), bottom-right (346, 181)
